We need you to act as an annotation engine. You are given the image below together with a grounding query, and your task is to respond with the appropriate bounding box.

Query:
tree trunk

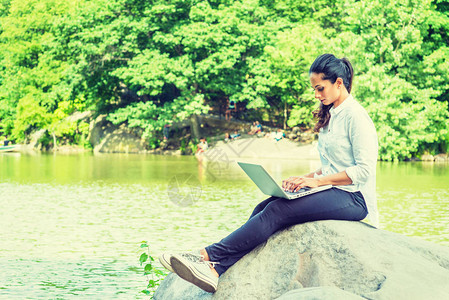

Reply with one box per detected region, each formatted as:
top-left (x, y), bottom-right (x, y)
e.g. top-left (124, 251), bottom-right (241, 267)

top-left (284, 102), bottom-right (288, 130)
top-left (189, 114), bottom-right (201, 140)
top-left (52, 132), bottom-right (57, 152)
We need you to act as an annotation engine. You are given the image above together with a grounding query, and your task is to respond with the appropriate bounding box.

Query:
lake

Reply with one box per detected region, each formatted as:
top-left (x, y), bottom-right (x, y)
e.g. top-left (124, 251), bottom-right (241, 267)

top-left (0, 152), bottom-right (448, 298)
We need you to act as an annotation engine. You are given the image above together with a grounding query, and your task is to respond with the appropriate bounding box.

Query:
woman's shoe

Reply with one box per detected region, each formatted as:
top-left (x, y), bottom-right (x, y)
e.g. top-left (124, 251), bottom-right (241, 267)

top-left (170, 254), bottom-right (219, 293)
top-left (158, 251), bottom-right (204, 273)
top-left (158, 253), bottom-right (175, 273)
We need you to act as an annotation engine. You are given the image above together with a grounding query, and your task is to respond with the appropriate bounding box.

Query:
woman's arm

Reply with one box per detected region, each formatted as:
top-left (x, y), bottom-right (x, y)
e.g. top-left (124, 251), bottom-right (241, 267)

top-left (303, 168), bottom-right (322, 178)
top-left (282, 170), bottom-right (351, 192)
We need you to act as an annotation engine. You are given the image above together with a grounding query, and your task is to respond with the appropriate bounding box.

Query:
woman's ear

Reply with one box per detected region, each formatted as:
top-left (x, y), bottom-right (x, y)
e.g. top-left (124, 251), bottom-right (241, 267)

top-left (336, 77), bottom-right (344, 89)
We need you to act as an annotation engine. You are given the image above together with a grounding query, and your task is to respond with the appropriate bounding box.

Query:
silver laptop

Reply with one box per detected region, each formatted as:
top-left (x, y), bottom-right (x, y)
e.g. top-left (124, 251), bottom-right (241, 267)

top-left (238, 162), bottom-right (332, 200)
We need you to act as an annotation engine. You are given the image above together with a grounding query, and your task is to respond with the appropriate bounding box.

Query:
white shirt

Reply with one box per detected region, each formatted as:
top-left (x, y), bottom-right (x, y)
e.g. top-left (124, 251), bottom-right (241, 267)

top-left (317, 95), bottom-right (379, 227)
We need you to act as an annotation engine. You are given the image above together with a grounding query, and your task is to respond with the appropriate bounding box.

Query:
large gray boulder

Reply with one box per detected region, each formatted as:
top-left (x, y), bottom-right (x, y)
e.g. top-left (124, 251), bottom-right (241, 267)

top-left (153, 220), bottom-right (449, 300)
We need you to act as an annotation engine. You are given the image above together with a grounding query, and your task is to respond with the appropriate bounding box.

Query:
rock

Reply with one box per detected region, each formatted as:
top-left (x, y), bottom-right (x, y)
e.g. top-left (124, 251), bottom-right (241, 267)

top-left (197, 114), bottom-right (251, 132)
top-left (435, 153), bottom-right (448, 162)
top-left (27, 129), bottom-right (47, 150)
top-left (421, 154), bottom-right (435, 161)
top-left (292, 126), bottom-right (301, 134)
top-left (54, 145), bottom-right (89, 154)
top-left (275, 286), bottom-right (365, 300)
top-left (154, 273), bottom-right (212, 300)
top-left (147, 149), bottom-right (182, 156)
top-left (287, 133), bottom-right (297, 140)
top-left (65, 110), bottom-right (92, 123)
top-left (88, 115), bottom-right (146, 153)
top-left (405, 157), bottom-right (421, 162)
top-left (154, 220), bottom-right (449, 300)
top-left (299, 131), bottom-right (318, 143)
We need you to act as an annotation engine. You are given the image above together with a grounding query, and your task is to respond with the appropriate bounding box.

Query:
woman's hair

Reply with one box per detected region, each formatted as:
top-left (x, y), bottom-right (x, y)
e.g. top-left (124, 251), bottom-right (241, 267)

top-left (309, 54), bottom-right (354, 132)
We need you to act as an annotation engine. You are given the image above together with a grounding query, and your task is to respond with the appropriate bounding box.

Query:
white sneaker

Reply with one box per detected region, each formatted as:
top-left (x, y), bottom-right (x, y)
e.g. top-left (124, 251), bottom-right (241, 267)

top-left (170, 254), bottom-right (219, 293)
top-left (158, 251), bottom-right (204, 273)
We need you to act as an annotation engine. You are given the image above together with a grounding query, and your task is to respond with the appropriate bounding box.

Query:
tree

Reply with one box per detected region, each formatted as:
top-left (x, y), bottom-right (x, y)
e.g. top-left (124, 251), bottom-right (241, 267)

top-left (341, 0), bottom-right (449, 160)
top-left (108, 0), bottom-right (283, 137)
top-left (0, 0), bottom-right (74, 140)
top-left (0, 0), bottom-right (447, 159)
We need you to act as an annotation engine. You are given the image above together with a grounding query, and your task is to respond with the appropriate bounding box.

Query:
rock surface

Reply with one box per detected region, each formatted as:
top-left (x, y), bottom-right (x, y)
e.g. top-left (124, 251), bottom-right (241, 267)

top-left (276, 286), bottom-right (365, 300)
top-left (434, 153), bottom-right (449, 162)
top-left (27, 129), bottom-right (47, 150)
top-left (88, 115), bottom-right (146, 153)
top-left (153, 220), bottom-right (449, 300)
top-left (421, 154), bottom-right (435, 161)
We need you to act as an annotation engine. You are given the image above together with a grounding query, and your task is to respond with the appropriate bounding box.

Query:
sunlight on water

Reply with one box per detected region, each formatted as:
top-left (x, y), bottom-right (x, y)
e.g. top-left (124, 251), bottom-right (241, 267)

top-left (0, 153), bottom-right (448, 298)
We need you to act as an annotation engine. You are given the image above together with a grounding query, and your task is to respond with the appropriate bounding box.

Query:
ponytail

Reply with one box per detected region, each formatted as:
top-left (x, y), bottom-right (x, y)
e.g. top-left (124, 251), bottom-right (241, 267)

top-left (341, 57), bottom-right (353, 93)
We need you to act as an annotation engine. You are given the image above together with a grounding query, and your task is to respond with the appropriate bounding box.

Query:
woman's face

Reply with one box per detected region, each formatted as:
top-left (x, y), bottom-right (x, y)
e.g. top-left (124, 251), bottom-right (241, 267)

top-left (310, 72), bottom-right (345, 108)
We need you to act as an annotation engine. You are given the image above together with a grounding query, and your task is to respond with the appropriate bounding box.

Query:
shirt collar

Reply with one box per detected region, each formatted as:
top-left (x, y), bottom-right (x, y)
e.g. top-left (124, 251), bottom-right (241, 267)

top-left (329, 94), bottom-right (354, 116)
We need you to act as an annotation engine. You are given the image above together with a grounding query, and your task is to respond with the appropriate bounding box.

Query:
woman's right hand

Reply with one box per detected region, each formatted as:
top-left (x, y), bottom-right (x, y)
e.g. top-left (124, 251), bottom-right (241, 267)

top-left (282, 176), bottom-right (318, 192)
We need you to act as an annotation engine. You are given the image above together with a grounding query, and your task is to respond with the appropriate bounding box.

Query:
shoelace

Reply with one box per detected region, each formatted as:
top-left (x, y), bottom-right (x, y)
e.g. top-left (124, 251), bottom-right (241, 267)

top-left (203, 260), bottom-right (220, 268)
top-left (181, 252), bottom-right (220, 268)
top-left (181, 252), bottom-right (204, 262)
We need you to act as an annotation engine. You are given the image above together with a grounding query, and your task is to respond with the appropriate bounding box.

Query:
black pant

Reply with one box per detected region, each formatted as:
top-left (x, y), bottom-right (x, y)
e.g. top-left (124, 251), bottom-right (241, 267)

top-left (205, 188), bottom-right (367, 275)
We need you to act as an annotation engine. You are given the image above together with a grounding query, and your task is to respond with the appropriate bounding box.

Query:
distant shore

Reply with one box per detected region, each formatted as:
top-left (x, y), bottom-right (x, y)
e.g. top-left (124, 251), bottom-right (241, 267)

top-left (13, 136), bottom-right (449, 163)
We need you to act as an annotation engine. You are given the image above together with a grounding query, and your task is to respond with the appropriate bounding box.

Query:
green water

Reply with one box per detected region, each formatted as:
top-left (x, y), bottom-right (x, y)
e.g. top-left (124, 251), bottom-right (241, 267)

top-left (0, 153), bottom-right (448, 298)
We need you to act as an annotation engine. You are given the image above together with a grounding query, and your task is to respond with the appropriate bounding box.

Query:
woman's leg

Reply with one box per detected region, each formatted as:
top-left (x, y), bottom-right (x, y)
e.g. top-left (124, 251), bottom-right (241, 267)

top-left (247, 196), bottom-right (279, 219)
top-left (206, 188), bottom-right (367, 275)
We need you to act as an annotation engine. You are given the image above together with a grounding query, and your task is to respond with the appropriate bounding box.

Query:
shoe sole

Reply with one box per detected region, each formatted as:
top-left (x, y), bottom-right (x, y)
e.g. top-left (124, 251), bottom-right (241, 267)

top-left (170, 255), bottom-right (217, 293)
top-left (158, 254), bottom-right (174, 273)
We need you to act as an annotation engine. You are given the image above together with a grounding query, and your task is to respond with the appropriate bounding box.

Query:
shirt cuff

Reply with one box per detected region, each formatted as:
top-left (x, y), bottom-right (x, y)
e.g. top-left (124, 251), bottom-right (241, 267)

top-left (345, 166), bottom-right (358, 184)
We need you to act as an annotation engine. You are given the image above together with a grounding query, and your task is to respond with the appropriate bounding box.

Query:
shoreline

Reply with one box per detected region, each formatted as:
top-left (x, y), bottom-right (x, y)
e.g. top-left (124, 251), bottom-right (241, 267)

top-left (11, 138), bottom-right (449, 162)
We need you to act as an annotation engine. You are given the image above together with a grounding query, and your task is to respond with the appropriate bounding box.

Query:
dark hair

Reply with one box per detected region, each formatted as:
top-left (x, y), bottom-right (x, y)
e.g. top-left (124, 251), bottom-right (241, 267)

top-left (309, 54), bottom-right (354, 132)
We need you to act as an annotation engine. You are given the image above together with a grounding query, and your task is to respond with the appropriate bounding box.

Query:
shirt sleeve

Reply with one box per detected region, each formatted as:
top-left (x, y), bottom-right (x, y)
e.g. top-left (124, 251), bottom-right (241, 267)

top-left (345, 109), bottom-right (378, 185)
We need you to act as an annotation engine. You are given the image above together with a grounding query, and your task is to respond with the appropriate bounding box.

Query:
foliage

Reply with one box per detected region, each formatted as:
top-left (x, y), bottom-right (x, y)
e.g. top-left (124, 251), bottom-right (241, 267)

top-left (0, 0), bottom-right (84, 141)
top-left (340, 0), bottom-right (449, 161)
top-left (139, 241), bottom-right (167, 298)
top-left (0, 0), bottom-right (448, 160)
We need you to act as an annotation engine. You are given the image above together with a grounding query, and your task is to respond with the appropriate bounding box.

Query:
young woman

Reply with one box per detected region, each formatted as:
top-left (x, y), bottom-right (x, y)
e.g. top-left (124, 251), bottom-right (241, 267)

top-left (160, 54), bottom-right (379, 293)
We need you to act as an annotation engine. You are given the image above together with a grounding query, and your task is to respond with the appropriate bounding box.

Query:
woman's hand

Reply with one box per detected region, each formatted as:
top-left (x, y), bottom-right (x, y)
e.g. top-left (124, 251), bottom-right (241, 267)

top-left (282, 176), bottom-right (320, 192)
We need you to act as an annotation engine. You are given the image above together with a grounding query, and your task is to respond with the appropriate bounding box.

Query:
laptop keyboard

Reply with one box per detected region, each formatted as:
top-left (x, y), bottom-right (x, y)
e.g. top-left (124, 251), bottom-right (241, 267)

top-left (284, 187), bottom-right (311, 195)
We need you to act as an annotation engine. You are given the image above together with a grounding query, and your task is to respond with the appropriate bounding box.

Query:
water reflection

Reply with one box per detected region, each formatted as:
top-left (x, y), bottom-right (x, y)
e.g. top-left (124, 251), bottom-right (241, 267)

top-left (377, 161), bottom-right (449, 246)
top-left (0, 153), bottom-right (448, 298)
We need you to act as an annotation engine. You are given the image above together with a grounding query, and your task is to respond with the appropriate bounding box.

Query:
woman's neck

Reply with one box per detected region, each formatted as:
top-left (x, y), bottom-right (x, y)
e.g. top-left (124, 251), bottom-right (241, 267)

top-left (333, 90), bottom-right (350, 108)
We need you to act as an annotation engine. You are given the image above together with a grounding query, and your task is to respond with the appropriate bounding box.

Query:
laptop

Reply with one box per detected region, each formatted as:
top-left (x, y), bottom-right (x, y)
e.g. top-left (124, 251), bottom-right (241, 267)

top-left (238, 162), bottom-right (332, 200)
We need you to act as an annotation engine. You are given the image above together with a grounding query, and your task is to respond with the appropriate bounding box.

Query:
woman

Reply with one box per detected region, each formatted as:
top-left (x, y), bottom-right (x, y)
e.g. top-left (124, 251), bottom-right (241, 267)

top-left (159, 54), bottom-right (379, 293)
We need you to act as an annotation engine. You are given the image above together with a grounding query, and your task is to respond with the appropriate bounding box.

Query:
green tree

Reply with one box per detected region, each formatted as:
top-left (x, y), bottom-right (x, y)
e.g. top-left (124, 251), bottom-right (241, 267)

top-left (341, 0), bottom-right (449, 160)
top-left (108, 0), bottom-right (283, 137)
top-left (0, 0), bottom-right (447, 160)
top-left (0, 0), bottom-right (75, 140)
